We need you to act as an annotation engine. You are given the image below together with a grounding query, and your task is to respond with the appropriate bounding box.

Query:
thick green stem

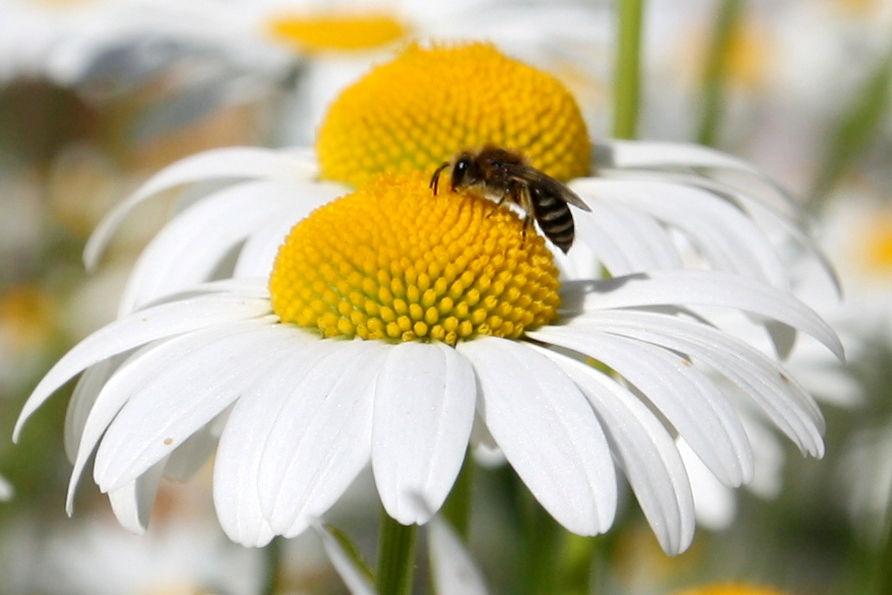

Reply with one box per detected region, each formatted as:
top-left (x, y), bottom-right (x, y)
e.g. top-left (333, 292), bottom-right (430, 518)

top-left (375, 510), bottom-right (418, 595)
top-left (261, 536), bottom-right (285, 595)
top-left (518, 486), bottom-right (563, 595)
top-left (697, 0), bottom-right (745, 146)
top-left (613, 0), bottom-right (645, 139)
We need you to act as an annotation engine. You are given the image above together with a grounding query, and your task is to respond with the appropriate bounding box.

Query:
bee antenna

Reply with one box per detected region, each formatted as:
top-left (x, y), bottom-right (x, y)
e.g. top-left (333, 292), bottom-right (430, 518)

top-left (430, 162), bottom-right (449, 195)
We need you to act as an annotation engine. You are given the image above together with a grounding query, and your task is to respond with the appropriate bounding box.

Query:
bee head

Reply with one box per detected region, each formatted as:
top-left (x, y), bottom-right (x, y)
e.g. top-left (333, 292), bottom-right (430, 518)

top-left (451, 153), bottom-right (480, 190)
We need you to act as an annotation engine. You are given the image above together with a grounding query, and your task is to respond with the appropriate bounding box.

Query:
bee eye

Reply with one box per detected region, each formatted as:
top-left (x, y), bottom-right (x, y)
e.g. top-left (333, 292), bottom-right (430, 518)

top-left (451, 158), bottom-right (469, 189)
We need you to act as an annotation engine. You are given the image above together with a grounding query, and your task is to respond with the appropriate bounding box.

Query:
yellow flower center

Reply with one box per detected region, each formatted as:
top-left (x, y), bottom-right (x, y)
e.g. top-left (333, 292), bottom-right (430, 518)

top-left (267, 11), bottom-right (408, 53)
top-left (671, 585), bottom-right (789, 595)
top-left (269, 172), bottom-right (561, 345)
top-left (858, 213), bottom-right (892, 275)
top-left (316, 42), bottom-right (591, 188)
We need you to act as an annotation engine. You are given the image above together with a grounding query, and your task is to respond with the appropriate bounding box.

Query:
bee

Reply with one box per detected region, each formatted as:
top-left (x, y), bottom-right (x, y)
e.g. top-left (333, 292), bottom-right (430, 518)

top-left (430, 145), bottom-right (591, 253)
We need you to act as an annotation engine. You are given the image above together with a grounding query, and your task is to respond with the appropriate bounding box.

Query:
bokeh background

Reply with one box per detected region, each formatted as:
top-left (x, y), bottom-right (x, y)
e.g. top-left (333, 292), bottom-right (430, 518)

top-left (1, 1), bottom-right (891, 593)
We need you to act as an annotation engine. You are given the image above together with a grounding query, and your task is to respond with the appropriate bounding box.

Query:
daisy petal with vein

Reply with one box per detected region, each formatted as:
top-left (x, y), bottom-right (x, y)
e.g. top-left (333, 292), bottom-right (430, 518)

top-left (17, 170), bottom-right (842, 555)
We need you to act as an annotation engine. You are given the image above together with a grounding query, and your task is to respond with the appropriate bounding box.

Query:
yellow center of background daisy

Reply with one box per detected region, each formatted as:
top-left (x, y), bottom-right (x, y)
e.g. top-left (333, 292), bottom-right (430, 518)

top-left (316, 43), bottom-right (591, 188)
top-left (269, 172), bottom-right (561, 345)
top-left (859, 213), bottom-right (892, 274)
top-left (267, 12), bottom-right (408, 53)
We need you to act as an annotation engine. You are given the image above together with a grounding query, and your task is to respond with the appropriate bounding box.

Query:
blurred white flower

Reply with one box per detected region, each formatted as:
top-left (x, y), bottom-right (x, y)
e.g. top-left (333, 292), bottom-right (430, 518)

top-left (33, 516), bottom-right (264, 595)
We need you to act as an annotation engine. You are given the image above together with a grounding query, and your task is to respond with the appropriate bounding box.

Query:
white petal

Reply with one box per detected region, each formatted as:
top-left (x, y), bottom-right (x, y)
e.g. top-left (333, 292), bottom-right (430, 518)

top-left (213, 325), bottom-right (317, 547)
top-left (568, 309), bottom-right (824, 456)
top-left (93, 321), bottom-right (279, 493)
top-left (233, 183), bottom-right (346, 277)
top-left (316, 524), bottom-right (376, 595)
top-left (457, 337), bottom-right (616, 534)
top-left (575, 270), bottom-right (844, 360)
top-left (372, 342), bottom-right (477, 525)
top-left (429, 516), bottom-right (491, 595)
top-left (15, 291), bottom-right (272, 440)
top-left (572, 178), bottom-right (788, 286)
top-left (678, 439), bottom-right (737, 531)
top-left (573, 201), bottom-right (682, 275)
top-left (107, 459), bottom-right (166, 534)
top-left (84, 147), bottom-right (315, 269)
top-left (64, 355), bottom-right (121, 460)
top-left (532, 347), bottom-right (695, 554)
top-left (596, 140), bottom-right (801, 223)
top-left (528, 327), bottom-right (753, 486)
top-left (256, 340), bottom-right (386, 536)
top-left (117, 181), bottom-right (292, 315)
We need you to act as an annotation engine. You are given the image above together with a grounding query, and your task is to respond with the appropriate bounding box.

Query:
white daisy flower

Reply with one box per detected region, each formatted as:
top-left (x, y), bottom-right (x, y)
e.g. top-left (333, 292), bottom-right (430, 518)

top-left (151, 0), bottom-right (610, 144)
top-left (16, 166), bottom-right (843, 556)
top-left (83, 44), bottom-right (835, 322)
top-left (0, 0), bottom-right (197, 87)
top-left (32, 516), bottom-right (263, 595)
top-left (817, 186), bottom-right (892, 343)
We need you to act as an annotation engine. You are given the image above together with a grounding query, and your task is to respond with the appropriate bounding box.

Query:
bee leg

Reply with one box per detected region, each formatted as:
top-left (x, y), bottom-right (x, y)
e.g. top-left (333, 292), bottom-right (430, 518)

top-left (430, 162), bottom-right (449, 195)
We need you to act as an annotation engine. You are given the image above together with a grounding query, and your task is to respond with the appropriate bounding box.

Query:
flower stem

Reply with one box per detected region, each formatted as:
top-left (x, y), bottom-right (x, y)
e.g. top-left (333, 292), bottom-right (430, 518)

top-left (375, 510), bottom-right (417, 595)
top-left (441, 451), bottom-right (475, 540)
top-left (696, 0), bottom-right (744, 147)
top-left (261, 536), bottom-right (285, 595)
top-left (613, 0), bottom-right (645, 140)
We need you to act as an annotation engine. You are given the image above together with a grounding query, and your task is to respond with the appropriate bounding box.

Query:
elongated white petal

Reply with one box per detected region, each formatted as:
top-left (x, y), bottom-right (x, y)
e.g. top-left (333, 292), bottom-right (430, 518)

top-left (256, 340), bottom-right (386, 536)
top-left (458, 337), bottom-right (616, 534)
top-left (233, 182), bottom-right (347, 278)
top-left (212, 325), bottom-right (318, 546)
top-left (598, 140), bottom-right (763, 173)
top-left (678, 439), bottom-right (737, 530)
top-left (596, 140), bottom-right (802, 225)
top-left (211, 326), bottom-right (317, 547)
top-left (84, 147), bottom-right (315, 269)
top-left (117, 181), bottom-right (293, 315)
top-left (574, 201), bottom-right (682, 274)
top-left (574, 270), bottom-right (844, 359)
top-left (429, 516), bottom-right (491, 595)
top-left (532, 347), bottom-right (695, 554)
top-left (64, 356), bottom-right (122, 460)
top-left (94, 320), bottom-right (279, 493)
top-left (567, 310), bottom-right (825, 455)
top-left (572, 178), bottom-right (788, 287)
top-left (316, 524), bottom-right (376, 595)
top-left (162, 423), bottom-right (220, 482)
top-left (373, 342), bottom-right (477, 525)
top-left (528, 327), bottom-right (753, 486)
top-left (67, 344), bottom-right (163, 513)
top-left (0, 475), bottom-right (13, 501)
top-left (107, 459), bottom-right (165, 534)
top-left (15, 292), bottom-right (272, 439)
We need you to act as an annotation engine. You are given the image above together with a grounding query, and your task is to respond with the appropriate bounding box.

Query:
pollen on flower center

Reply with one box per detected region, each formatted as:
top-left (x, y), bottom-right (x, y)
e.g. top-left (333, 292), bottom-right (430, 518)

top-left (316, 42), bottom-right (591, 188)
top-left (269, 172), bottom-right (561, 345)
top-left (267, 11), bottom-right (408, 53)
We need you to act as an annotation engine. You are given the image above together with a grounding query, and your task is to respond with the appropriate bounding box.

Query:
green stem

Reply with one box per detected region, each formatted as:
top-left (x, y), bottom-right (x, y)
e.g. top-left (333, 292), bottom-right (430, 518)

top-left (440, 451), bottom-right (475, 541)
top-left (696, 0), bottom-right (745, 146)
top-left (613, 0), bottom-right (646, 140)
top-left (516, 481), bottom-right (563, 595)
top-left (261, 536), bottom-right (285, 595)
top-left (375, 510), bottom-right (418, 595)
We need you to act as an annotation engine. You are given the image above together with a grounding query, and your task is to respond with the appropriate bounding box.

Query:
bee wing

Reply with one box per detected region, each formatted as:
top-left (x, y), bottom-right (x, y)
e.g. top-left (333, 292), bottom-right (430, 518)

top-left (503, 164), bottom-right (592, 212)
